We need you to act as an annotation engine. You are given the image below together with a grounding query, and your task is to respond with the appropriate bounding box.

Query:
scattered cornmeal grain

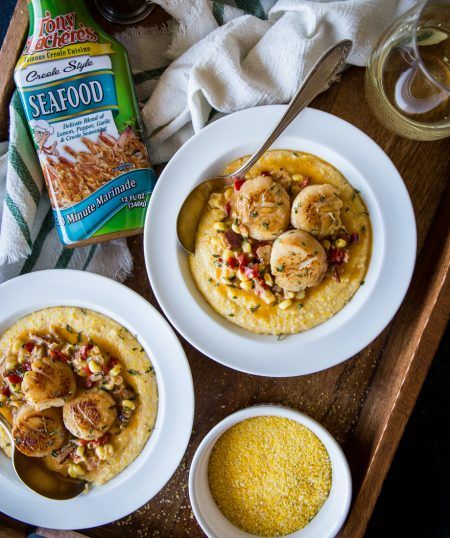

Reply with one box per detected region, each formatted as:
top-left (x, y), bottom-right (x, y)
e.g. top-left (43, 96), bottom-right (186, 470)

top-left (208, 416), bottom-right (332, 536)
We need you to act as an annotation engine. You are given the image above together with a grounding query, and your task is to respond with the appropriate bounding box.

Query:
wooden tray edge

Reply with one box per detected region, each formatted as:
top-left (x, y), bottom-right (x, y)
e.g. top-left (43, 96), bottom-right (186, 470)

top-left (340, 185), bottom-right (450, 537)
top-left (0, 0), bottom-right (28, 141)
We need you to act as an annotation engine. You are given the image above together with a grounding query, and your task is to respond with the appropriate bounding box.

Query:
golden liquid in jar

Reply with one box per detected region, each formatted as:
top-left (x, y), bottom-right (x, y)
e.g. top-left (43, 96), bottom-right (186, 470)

top-left (366, 15), bottom-right (450, 140)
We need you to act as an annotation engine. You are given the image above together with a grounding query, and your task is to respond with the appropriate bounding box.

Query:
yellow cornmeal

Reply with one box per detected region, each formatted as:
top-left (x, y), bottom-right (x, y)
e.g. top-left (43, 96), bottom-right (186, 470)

top-left (208, 416), bottom-right (332, 537)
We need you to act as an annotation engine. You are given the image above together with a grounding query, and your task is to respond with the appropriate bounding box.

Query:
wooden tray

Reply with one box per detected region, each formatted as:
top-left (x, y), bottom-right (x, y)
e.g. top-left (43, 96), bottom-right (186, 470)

top-left (1, 2), bottom-right (449, 537)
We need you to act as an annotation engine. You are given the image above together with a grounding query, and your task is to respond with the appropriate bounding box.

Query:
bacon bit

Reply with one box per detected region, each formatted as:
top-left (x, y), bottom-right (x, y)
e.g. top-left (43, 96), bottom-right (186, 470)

top-left (23, 362), bottom-right (32, 371)
top-left (227, 256), bottom-right (239, 269)
top-left (84, 378), bottom-right (94, 389)
top-left (260, 171), bottom-right (271, 177)
top-left (105, 357), bottom-right (119, 374)
top-left (91, 434), bottom-right (110, 447)
top-left (223, 229), bottom-right (242, 248)
top-left (224, 201), bottom-right (231, 217)
top-left (236, 253), bottom-right (249, 268)
top-left (76, 439), bottom-right (90, 447)
top-left (332, 265), bottom-right (341, 282)
top-left (81, 344), bottom-right (93, 360)
top-left (6, 373), bottom-right (22, 385)
top-left (234, 178), bottom-right (245, 191)
top-left (350, 232), bottom-right (359, 244)
top-left (328, 247), bottom-right (345, 265)
top-left (300, 177), bottom-right (311, 189)
top-left (50, 349), bottom-right (69, 363)
top-left (83, 364), bottom-right (92, 377)
top-left (24, 342), bottom-right (35, 353)
top-left (244, 266), bottom-right (260, 280)
top-left (1, 385), bottom-right (10, 397)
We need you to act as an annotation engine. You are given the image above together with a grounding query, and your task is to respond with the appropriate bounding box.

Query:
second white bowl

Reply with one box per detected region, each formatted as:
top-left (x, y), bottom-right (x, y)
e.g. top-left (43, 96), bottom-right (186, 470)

top-left (189, 405), bottom-right (352, 538)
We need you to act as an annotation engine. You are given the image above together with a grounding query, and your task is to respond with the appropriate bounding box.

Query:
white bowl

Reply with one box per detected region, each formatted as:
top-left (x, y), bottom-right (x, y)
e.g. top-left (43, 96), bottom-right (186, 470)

top-left (145, 105), bottom-right (416, 377)
top-left (0, 270), bottom-right (194, 529)
top-left (189, 405), bottom-right (352, 538)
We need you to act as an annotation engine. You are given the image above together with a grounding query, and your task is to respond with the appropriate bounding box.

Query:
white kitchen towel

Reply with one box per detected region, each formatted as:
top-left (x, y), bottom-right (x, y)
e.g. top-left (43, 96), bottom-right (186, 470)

top-left (143, 0), bottom-right (415, 164)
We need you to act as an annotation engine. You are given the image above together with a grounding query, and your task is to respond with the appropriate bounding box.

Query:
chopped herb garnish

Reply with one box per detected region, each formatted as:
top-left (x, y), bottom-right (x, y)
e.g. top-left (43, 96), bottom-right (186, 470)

top-left (297, 303), bottom-right (304, 310)
top-left (262, 222), bottom-right (269, 229)
top-left (144, 366), bottom-right (154, 374)
top-left (250, 304), bottom-right (260, 313)
top-left (360, 280), bottom-right (365, 285)
top-left (127, 369), bottom-right (141, 375)
top-left (80, 308), bottom-right (87, 315)
top-left (228, 313), bottom-right (235, 317)
top-left (277, 265), bottom-right (285, 272)
top-left (65, 324), bottom-right (74, 333)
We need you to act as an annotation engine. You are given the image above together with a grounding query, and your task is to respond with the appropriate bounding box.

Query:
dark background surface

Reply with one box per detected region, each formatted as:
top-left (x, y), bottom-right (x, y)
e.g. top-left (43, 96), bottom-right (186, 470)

top-left (1, 3), bottom-right (449, 537)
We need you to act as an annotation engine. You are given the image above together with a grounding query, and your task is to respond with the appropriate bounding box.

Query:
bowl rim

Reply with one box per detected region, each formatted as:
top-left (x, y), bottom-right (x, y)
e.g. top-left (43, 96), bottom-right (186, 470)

top-left (189, 404), bottom-right (352, 538)
top-left (0, 269), bottom-right (195, 529)
top-left (144, 105), bottom-right (417, 377)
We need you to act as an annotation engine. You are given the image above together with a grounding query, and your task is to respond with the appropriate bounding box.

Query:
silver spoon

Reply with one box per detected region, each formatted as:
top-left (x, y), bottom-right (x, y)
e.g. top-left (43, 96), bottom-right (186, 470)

top-left (176, 39), bottom-right (352, 254)
top-left (0, 413), bottom-right (85, 500)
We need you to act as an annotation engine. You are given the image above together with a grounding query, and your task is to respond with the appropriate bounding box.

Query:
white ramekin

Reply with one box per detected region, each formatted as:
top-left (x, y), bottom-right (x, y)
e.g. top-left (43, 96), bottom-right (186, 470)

top-left (189, 405), bottom-right (352, 538)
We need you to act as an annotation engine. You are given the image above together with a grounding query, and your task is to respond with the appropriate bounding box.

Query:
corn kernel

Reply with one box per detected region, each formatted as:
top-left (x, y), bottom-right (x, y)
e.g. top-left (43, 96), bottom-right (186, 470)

top-left (11, 339), bottom-right (24, 354)
top-left (68, 464), bottom-right (85, 478)
top-left (95, 446), bottom-right (106, 460)
top-left (104, 444), bottom-right (114, 457)
top-left (222, 249), bottom-right (234, 260)
top-left (231, 223), bottom-right (241, 235)
top-left (122, 399), bottom-right (136, 410)
top-left (88, 360), bottom-right (102, 374)
top-left (4, 357), bottom-right (17, 372)
top-left (17, 355), bottom-right (28, 365)
top-left (335, 238), bottom-right (347, 248)
top-left (113, 375), bottom-right (123, 385)
top-left (0, 394), bottom-right (7, 403)
top-left (109, 364), bottom-right (122, 377)
top-left (240, 281), bottom-right (253, 291)
top-left (261, 290), bottom-right (276, 304)
top-left (295, 291), bottom-right (306, 300)
top-left (322, 239), bottom-right (331, 251)
top-left (213, 222), bottom-right (227, 232)
top-left (238, 271), bottom-right (248, 282)
top-left (279, 299), bottom-right (293, 310)
top-left (292, 173), bottom-right (305, 182)
top-left (224, 187), bottom-right (233, 200)
top-left (263, 273), bottom-right (273, 286)
top-left (242, 241), bottom-right (252, 254)
top-left (76, 446), bottom-right (85, 459)
top-left (284, 291), bottom-right (295, 300)
top-left (102, 380), bottom-right (114, 391)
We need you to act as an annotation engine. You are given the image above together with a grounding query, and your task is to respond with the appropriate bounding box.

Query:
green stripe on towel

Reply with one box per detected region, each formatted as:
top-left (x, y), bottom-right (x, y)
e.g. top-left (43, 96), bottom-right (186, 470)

top-left (20, 207), bottom-right (54, 274)
top-left (55, 248), bottom-right (74, 268)
top-left (11, 91), bottom-right (35, 148)
top-left (235, 0), bottom-right (266, 19)
top-left (5, 192), bottom-right (33, 249)
top-left (82, 244), bottom-right (98, 270)
top-left (133, 66), bottom-right (167, 85)
top-left (9, 144), bottom-right (41, 207)
top-left (212, 1), bottom-right (225, 25)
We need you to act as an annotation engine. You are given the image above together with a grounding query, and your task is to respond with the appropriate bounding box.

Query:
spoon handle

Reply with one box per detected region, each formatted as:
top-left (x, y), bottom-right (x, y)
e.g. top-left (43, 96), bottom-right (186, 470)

top-left (230, 39), bottom-right (352, 178)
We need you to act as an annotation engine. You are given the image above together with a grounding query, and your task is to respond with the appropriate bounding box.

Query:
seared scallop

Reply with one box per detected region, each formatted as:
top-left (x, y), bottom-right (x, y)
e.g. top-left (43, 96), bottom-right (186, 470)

top-left (22, 355), bottom-right (76, 410)
top-left (235, 176), bottom-right (290, 241)
top-left (63, 392), bottom-right (117, 441)
top-left (12, 405), bottom-right (64, 457)
top-left (270, 230), bottom-right (327, 292)
top-left (291, 184), bottom-right (343, 238)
